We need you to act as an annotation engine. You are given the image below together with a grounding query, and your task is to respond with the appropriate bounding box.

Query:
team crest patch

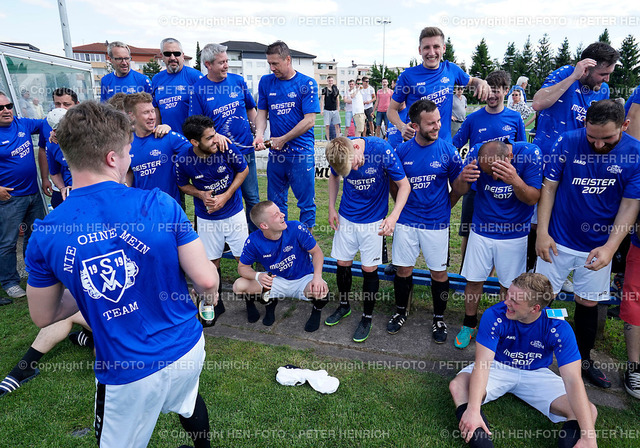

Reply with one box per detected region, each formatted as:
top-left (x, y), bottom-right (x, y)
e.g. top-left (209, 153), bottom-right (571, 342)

top-left (283, 245), bottom-right (293, 253)
top-left (217, 166), bottom-right (226, 173)
top-left (80, 250), bottom-right (139, 303)
top-left (441, 77), bottom-right (450, 83)
top-left (365, 167), bottom-right (376, 175)
top-left (150, 149), bottom-right (161, 157)
top-left (431, 161), bottom-right (442, 168)
top-left (607, 165), bottom-right (622, 174)
top-left (530, 340), bottom-right (544, 349)
top-left (288, 92), bottom-right (297, 98)
top-left (230, 91), bottom-right (238, 98)
top-left (18, 132), bottom-right (25, 138)
top-left (502, 125), bottom-right (512, 132)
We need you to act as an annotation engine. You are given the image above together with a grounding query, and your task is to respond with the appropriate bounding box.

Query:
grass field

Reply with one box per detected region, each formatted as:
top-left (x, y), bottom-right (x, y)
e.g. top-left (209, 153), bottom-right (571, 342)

top-left (1, 299), bottom-right (639, 448)
top-left (1, 139), bottom-right (638, 447)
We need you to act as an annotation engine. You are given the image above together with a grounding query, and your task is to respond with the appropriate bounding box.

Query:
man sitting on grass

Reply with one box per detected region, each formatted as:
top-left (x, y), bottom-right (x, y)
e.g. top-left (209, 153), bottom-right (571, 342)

top-left (233, 201), bottom-right (329, 331)
top-left (449, 273), bottom-right (597, 448)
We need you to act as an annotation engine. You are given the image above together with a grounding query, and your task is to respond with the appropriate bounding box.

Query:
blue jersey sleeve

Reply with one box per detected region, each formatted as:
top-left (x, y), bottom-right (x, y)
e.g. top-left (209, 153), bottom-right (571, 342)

top-left (542, 65), bottom-right (572, 89)
top-left (454, 64), bottom-right (471, 87)
top-left (175, 152), bottom-right (190, 188)
top-left (475, 305), bottom-right (501, 353)
top-left (391, 71), bottom-right (409, 104)
top-left (301, 78), bottom-right (320, 114)
top-left (189, 87), bottom-right (205, 117)
top-left (257, 78), bottom-right (268, 111)
top-left (382, 144), bottom-right (406, 182)
top-left (552, 319), bottom-right (581, 367)
top-left (452, 118), bottom-right (470, 149)
top-left (520, 146), bottom-right (543, 190)
top-left (623, 166), bottom-right (640, 200)
top-left (239, 235), bottom-right (259, 266)
top-left (516, 116), bottom-right (526, 142)
top-left (243, 80), bottom-right (256, 110)
top-left (25, 235), bottom-right (59, 288)
top-left (544, 135), bottom-right (568, 181)
top-left (226, 146), bottom-right (248, 174)
top-left (447, 146), bottom-right (464, 183)
top-left (46, 143), bottom-right (60, 176)
top-left (296, 222), bottom-right (318, 252)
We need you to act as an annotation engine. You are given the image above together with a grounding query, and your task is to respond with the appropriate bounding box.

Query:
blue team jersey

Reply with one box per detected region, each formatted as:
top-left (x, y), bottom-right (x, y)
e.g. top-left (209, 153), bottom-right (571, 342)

top-left (25, 182), bottom-right (201, 384)
top-left (46, 140), bottom-right (72, 186)
top-left (130, 131), bottom-right (191, 204)
top-left (0, 117), bottom-right (43, 196)
top-left (175, 145), bottom-right (247, 220)
top-left (387, 108), bottom-right (408, 149)
top-left (152, 67), bottom-right (203, 134)
top-left (240, 221), bottom-right (316, 280)
top-left (453, 107), bottom-right (526, 149)
top-left (392, 61), bottom-right (470, 143)
top-left (189, 73), bottom-right (256, 155)
top-left (100, 70), bottom-right (152, 102)
top-left (533, 65), bottom-right (610, 154)
top-left (625, 84), bottom-right (640, 117)
top-left (331, 137), bottom-right (406, 223)
top-left (546, 129), bottom-right (640, 252)
top-left (467, 141), bottom-right (542, 239)
top-left (395, 138), bottom-right (463, 228)
top-left (477, 302), bottom-right (581, 370)
top-left (257, 72), bottom-right (320, 155)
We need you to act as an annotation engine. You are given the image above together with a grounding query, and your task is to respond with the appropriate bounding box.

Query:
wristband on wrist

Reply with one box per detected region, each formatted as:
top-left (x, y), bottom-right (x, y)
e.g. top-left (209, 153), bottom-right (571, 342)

top-left (255, 272), bottom-right (263, 282)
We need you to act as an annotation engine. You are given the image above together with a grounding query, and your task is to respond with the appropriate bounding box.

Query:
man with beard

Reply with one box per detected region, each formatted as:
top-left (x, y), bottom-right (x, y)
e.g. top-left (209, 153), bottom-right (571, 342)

top-left (100, 41), bottom-right (152, 102)
top-left (388, 99), bottom-right (479, 342)
top-left (532, 42), bottom-right (619, 156)
top-left (152, 38), bottom-right (203, 134)
top-left (536, 100), bottom-right (640, 389)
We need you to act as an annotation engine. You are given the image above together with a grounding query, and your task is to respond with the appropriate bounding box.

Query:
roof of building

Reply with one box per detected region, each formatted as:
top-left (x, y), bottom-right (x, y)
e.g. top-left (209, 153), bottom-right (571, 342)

top-left (73, 42), bottom-right (192, 60)
top-left (220, 41), bottom-right (315, 59)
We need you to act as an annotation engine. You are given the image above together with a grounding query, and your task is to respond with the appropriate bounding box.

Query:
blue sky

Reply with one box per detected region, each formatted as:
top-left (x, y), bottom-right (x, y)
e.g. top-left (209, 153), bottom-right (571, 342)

top-left (7, 0), bottom-right (640, 69)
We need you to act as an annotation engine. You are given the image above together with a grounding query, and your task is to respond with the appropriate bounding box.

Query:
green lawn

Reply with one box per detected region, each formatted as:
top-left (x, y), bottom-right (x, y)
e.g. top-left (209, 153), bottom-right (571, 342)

top-left (1, 157), bottom-right (638, 447)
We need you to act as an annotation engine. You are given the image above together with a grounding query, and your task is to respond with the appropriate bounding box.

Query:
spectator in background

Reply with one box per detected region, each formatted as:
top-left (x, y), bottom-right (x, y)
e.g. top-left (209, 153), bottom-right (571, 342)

top-left (31, 98), bottom-right (44, 119)
top-left (507, 89), bottom-right (536, 127)
top-left (374, 78), bottom-right (392, 138)
top-left (506, 76), bottom-right (529, 108)
top-left (321, 75), bottom-right (341, 140)
top-left (100, 41), bottom-right (152, 102)
top-left (451, 86), bottom-right (467, 139)
top-left (361, 76), bottom-right (376, 136)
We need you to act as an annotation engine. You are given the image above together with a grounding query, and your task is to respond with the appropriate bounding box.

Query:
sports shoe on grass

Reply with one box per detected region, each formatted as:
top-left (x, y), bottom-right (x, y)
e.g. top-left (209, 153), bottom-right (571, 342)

top-left (68, 330), bottom-right (94, 348)
top-left (561, 279), bottom-right (574, 293)
top-left (5, 285), bottom-right (26, 299)
top-left (324, 306), bottom-right (351, 326)
top-left (0, 369), bottom-right (40, 398)
top-left (454, 326), bottom-right (477, 349)
top-left (352, 318), bottom-right (371, 343)
top-left (432, 320), bottom-right (448, 344)
top-left (624, 369), bottom-right (640, 399)
top-left (581, 360), bottom-right (611, 388)
top-left (387, 313), bottom-right (406, 334)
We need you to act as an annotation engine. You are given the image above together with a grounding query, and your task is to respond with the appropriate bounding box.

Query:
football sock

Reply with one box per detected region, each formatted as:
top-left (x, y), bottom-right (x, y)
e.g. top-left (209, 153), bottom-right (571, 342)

top-left (362, 270), bottom-right (379, 316)
top-left (179, 393), bottom-right (211, 448)
top-left (336, 265), bottom-right (352, 307)
top-left (8, 347), bottom-right (43, 381)
top-left (574, 302), bottom-right (598, 361)
top-left (558, 420), bottom-right (581, 448)
top-left (463, 314), bottom-right (478, 328)
top-left (431, 279), bottom-right (450, 316)
top-left (263, 298), bottom-right (278, 326)
top-left (394, 274), bottom-right (413, 315)
top-left (243, 294), bottom-right (260, 323)
top-left (69, 329), bottom-right (94, 348)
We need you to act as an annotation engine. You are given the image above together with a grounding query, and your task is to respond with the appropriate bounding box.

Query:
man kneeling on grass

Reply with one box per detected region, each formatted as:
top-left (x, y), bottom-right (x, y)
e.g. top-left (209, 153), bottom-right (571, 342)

top-left (449, 272), bottom-right (597, 448)
top-left (233, 201), bottom-right (330, 331)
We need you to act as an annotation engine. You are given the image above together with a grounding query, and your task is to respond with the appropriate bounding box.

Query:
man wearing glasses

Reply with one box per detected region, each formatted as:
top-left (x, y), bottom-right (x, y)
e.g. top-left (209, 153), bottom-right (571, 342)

top-left (152, 38), bottom-right (203, 134)
top-left (100, 41), bottom-right (152, 102)
top-left (0, 92), bottom-right (45, 303)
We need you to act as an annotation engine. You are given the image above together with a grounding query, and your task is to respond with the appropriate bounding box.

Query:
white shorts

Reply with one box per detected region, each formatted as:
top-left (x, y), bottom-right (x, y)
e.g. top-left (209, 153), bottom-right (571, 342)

top-left (459, 361), bottom-right (567, 423)
top-left (461, 231), bottom-right (527, 288)
top-left (270, 273), bottom-right (321, 301)
top-left (391, 224), bottom-right (448, 271)
top-left (95, 334), bottom-right (205, 448)
top-left (331, 216), bottom-right (383, 267)
top-left (197, 210), bottom-right (248, 260)
top-left (535, 243), bottom-right (611, 301)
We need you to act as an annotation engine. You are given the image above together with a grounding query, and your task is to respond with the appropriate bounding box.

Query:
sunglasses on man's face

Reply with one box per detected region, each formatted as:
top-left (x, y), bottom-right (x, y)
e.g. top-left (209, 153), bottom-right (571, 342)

top-left (0, 103), bottom-right (14, 111)
top-left (163, 51), bottom-right (182, 57)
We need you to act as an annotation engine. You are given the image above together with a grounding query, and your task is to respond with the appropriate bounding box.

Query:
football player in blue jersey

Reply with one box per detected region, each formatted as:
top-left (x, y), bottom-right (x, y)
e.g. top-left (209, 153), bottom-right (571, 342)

top-left (388, 27), bottom-right (490, 145)
top-left (449, 273), bottom-right (597, 448)
top-left (323, 136), bottom-right (410, 342)
top-left (152, 38), bottom-right (203, 135)
top-left (178, 115), bottom-right (249, 323)
top-left (253, 41), bottom-right (320, 229)
top-left (454, 140), bottom-right (542, 349)
top-left (536, 99), bottom-right (640, 388)
top-left (388, 99), bottom-right (478, 342)
top-left (25, 101), bottom-right (218, 447)
top-left (233, 201), bottom-right (329, 332)
top-left (533, 42), bottom-right (619, 156)
top-left (191, 43), bottom-right (259, 231)
top-left (100, 41), bottom-right (152, 102)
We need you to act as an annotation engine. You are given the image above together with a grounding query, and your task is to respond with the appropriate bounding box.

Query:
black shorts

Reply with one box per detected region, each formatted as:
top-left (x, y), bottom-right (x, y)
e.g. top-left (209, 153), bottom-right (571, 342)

top-left (364, 107), bottom-right (374, 123)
